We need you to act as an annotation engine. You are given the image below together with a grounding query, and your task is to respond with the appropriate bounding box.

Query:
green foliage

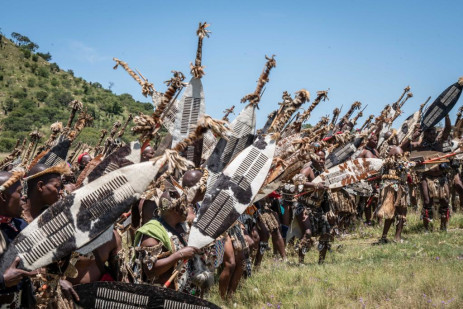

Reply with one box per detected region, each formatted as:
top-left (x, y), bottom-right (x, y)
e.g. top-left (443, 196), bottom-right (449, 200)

top-left (36, 52), bottom-right (52, 61)
top-left (50, 78), bottom-right (59, 87)
top-left (49, 62), bottom-right (60, 72)
top-left (36, 90), bottom-right (48, 102)
top-left (31, 54), bottom-right (39, 62)
top-left (35, 66), bottom-right (49, 78)
top-left (12, 88), bottom-right (27, 99)
top-left (21, 48), bottom-right (31, 59)
top-left (0, 35), bottom-right (152, 151)
top-left (27, 77), bottom-right (36, 87)
top-left (0, 137), bottom-right (16, 152)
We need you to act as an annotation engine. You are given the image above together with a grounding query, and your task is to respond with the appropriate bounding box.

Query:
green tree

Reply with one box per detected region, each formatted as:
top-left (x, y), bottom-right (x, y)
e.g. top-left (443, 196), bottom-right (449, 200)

top-left (37, 52), bottom-right (52, 61)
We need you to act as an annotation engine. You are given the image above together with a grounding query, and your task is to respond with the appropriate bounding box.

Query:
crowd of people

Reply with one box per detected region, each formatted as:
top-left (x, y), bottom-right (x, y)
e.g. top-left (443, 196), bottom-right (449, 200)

top-left (0, 22), bottom-right (462, 309)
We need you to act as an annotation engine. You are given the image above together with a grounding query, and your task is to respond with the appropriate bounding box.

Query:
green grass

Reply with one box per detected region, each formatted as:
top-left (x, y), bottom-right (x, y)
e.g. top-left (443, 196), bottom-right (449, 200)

top-left (205, 212), bottom-right (463, 308)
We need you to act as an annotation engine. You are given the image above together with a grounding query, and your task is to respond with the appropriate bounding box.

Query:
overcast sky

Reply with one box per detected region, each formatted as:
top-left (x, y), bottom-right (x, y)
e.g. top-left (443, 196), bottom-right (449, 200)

top-left (2, 0), bottom-right (462, 128)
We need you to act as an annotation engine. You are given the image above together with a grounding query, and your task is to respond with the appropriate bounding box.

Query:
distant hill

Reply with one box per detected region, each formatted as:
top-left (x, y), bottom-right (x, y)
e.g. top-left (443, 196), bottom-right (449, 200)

top-left (0, 32), bottom-right (153, 152)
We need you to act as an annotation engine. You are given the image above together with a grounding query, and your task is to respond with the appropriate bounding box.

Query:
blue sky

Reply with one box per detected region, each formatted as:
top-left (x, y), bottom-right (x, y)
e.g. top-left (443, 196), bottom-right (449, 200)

top-left (2, 0), bottom-right (462, 128)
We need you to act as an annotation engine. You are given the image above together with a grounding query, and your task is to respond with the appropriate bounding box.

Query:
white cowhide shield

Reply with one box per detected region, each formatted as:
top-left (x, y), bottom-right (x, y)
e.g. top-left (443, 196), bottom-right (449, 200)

top-left (205, 104), bottom-right (257, 191)
top-left (313, 158), bottom-right (383, 189)
top-left (171, 78), bottom-right (206, 162)
top-left (397, 111), bottom-right (420, 144)
top-left (189, 134), bottom-right (276, 249)
top-left (0, 159), bottom-right (164, 272)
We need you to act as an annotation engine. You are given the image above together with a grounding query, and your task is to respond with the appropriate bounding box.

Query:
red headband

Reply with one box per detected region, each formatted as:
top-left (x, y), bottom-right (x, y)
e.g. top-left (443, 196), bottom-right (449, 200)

top-left (77, 152), bottom-right (89, 164)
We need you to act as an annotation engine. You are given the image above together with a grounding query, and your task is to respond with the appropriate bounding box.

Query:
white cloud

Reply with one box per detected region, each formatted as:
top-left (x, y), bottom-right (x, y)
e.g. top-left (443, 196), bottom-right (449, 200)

top-left (68, 40), bottom-right (107, 63)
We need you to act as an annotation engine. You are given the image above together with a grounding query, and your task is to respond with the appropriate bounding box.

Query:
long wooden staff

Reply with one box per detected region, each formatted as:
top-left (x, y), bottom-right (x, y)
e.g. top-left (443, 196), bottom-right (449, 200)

top-left (113, 58), bottom-right (155, 97)
top-left (360, 115), bottom-right (374, 131)
top-left (330, 106), bottom-right (341, 126)
top-left (94, 129), bottom-right (108, 156)
top-left (65, 100), bottom-right (83, 131)
top-left (241, 55), bottom-right (277, 107)
top-left (351, 104), bottom-right (368, 127)
top-left (22, 130), bottom-right (42, 165)
top-left (269, 89), bottom-right (311, 133)
top-left (133, 71), bottom-right (187, 143)
top-left (117, 114), bottom-right (133, 139)
top-left (190, 22), bottom-right (211, 79)
top-left (338, 101), bottom-right (361, 128)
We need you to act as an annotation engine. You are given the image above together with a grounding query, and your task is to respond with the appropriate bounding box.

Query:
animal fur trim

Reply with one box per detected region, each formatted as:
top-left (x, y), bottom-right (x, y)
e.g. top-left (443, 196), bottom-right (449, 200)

top-left (0, 169), bottom-right (25, 192)
top-left (458, 76), bottom-right (463, 86)
top-left (24, 162), bottom-right (71, 181)
top-left (173, 115), bottom-right (230, 153)
top-left (113, 58), bottom-right (155, 97)
top-left (240, 55), bottom-right (276, 107)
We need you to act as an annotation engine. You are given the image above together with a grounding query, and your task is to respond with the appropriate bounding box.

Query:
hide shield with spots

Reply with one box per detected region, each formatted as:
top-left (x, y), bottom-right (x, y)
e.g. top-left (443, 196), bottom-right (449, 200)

top-left (313, 158), bottom-right (383, 189)
top-left (171, 78), bottom-right (206, 163)
top-left (0, 160), bottom-right (165, 272)
top-left (37, 138), bottom-right (71, 167)
top-left (421, 81), bottom-right (462, 130)
top-left (189, 134), bottom-right (276, 249)
top-left (206, 104), bottom-right (257, 191)
top-left (397, 111), bottom-right (420, 144)
top-left (82, 141), bottom-right (141, 186)
top-left (73, 282), bottom-right (220, 309)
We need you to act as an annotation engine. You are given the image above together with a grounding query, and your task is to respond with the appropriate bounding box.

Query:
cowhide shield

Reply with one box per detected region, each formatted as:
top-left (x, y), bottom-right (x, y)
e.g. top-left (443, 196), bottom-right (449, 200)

top-left (37, 138), bottom-right (71, 167)
top-left (313, 158), bottom-right (383, 189)
top-left (82, 141), bottom-right (141, 186)
top-left (73, 282), bottom-right (220, 309)
top-left (201, 131), bottom-right (218, 162)
top-left (397, 111), bottom-right (420, 144)
top-left (421, 81), bottom-right (462, 130)
top-left (189, 134), bottom-right (276, 249)
top-left (274, 132), bottom-right (302, 158)
top-left (206, 104), bottom-right (257, 192)
top-left (171, 78), bottom-right (206, 163)
top-left (325, 142), bottom-right (357, 169)
top-left (0, 160), bottom-right (165, 272)
top-left (162, 99), bottom-right (180, 135)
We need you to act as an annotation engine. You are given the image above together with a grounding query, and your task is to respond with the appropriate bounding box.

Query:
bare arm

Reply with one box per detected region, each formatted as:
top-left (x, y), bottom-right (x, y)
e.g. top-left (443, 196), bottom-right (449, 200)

top-left (440, 115), bottom-right (451, 142)
top-left (140, 236), bottom-right (196, 280)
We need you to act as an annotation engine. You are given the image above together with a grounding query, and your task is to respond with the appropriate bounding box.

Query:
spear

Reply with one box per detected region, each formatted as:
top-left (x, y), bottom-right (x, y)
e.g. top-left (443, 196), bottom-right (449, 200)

top-left (331, 106), bottom-right (342, 126)
top-left (133, 72), bottom-right (187, 143)
top-left (67, 109), bottom-right (94, 142)
top-left (222, 105), bottom-right (235, 122)
top-left (103, 121), bottom-right (122, 155)
top-left (190, 22), bottom-right (211, 79)
top-left (269, 89), bottom-right (311, 133)
top-left (117, 114), bottom-right (134, 139)
top-left (113, 58), bottom-right (155, 97)
top-left (338, 101), bottom-right (361, 128)
top-left (94, 129), bottom-right (108, 156)
top-left (360, 115), bottom-right (375, 131)
top-left (391, 92), bottom-right (414, 123)
top-left (392, 86), bottom-right (410, 110)
top-left (23, 130), bottom-right (43, 165)
top-left (240, 55), bottom-right (277, 107)
top-left (67, 142), bottom-right (82, 163)
top-left (454, 105), bottom-right (463, 126)
top-left (351, 104), bottom-right (368, 127)
top-left (65, 100), bottom-right (83, 131)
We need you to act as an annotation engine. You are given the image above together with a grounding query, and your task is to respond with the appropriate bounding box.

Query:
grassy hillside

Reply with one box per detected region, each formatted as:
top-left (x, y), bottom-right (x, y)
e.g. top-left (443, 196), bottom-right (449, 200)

top-left (0, 33), bottom-right (153, 151)
top-left (207, 212), bottom-right (463, 308)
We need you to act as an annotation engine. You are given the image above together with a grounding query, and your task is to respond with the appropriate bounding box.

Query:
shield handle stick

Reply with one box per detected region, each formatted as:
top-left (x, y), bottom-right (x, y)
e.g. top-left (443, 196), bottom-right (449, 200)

top-left (163, 259), bottom-right (188, 288)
